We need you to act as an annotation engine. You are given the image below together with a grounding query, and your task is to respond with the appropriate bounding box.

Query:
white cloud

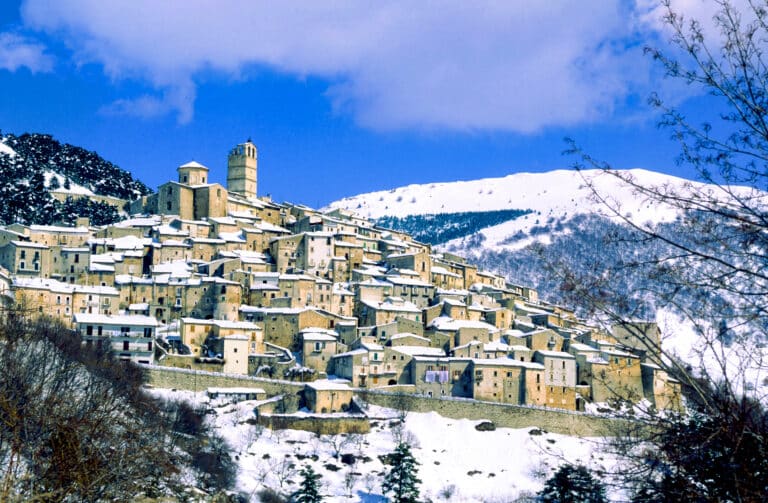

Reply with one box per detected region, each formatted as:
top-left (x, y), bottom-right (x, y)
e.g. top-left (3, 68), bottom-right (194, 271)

top-left (99, 83), bottom-right (196, 122)
top-left (20, 0), bottom-right (667, 131)
top-left (0, 32), bottom-right (53, 73)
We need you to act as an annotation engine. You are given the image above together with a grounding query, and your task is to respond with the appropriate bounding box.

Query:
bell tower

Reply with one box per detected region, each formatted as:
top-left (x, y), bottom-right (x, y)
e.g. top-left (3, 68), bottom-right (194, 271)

top-left (227, 139), bottom-right (257, 199)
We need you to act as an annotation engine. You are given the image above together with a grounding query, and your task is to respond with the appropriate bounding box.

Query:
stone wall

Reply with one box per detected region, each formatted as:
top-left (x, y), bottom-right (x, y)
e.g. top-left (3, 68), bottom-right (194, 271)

top-left (146, 366), bottom-right (628, 437)
top-left (254, 414), bottom-right (370, 435)
top-left (357, 390), bottom-right (627, 437)
top-left (146, 366), bottom-right (304, 397)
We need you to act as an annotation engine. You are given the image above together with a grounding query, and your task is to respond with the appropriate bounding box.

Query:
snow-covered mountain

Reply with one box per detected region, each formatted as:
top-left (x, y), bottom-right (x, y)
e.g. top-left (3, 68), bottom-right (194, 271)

top-left (326, 168), bottom-right (764, 316)
top-left (326, 168), bottom-right (703, 253)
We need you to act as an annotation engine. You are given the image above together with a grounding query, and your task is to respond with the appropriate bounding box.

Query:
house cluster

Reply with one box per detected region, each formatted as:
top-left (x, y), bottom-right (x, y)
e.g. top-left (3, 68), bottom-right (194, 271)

top-left (0, 140), bottom-right (681, 413)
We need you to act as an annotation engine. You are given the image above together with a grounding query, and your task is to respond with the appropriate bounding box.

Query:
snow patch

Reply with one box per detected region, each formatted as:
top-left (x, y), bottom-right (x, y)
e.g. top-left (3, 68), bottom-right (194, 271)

top-left (0, 140), bottom-right (16, 157)
top-left (44, 170), bottom-right (96, 196)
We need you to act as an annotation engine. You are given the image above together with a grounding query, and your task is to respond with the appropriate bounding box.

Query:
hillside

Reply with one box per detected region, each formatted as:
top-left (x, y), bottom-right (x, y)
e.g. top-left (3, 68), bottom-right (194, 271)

top-left (326, 168), bottom-right (702, 250)
top-left (0, 132), bottom-right (151, 226)
top-left (326, 168), bottom-right (750, 293)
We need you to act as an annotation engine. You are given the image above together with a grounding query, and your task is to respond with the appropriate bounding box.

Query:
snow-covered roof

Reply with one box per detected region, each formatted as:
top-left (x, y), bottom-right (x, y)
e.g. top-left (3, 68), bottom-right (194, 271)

top-left (360, 298), bottom-right (421, 313)
top-left (390, 332), bottom-right (430, 342)
top-left (179, 160), bottom-right (208, 169)
top-left (471, 358), bottom-right (545, 370)
top-left (390, 346), bottom-right (446, 357)
top-left (568, 342), bottom-right (600, 353)
top-left (30, 224), bottom-right (90, 234)
top-left (73, 313), bottom-right (158, 327)
top-left (306, 379), bottom-right (352, 391)
top-left (534, 350), bottom-right (576, 359)
top-left (10, 240), bottom-right (48, 249)
top-left (429, 316), bottom-right (498, 333)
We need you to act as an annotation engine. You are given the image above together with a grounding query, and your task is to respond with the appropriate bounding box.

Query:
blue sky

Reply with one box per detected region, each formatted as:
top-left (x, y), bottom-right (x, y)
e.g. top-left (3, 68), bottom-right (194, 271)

top-left (0, 1), bottom-right (728, 207)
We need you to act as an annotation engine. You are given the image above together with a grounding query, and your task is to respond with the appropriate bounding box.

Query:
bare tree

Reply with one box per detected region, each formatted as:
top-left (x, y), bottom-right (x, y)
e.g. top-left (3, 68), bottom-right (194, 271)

top-left (562, 1), bottom-right (768, 500)
top-left (0, 315), bottom-right (178, 501)
top-left (321, 433), bottom-right (354, 460)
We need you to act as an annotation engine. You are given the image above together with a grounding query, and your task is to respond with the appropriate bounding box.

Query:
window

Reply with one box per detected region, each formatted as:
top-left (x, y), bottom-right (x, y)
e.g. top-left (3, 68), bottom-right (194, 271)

top-left (74, 254), bottom-right (79, 263)
top-left (123, 341), bottom-right (130, 351)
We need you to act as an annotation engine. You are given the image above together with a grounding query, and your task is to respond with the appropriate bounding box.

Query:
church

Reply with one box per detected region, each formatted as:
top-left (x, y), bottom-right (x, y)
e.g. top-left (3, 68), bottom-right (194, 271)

top-left (131, 140), bottom-right (284, 224)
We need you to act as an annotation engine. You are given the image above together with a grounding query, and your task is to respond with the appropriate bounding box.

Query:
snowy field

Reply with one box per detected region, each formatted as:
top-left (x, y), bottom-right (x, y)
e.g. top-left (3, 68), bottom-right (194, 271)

top-left (149, 388), bottom-right (616, 502)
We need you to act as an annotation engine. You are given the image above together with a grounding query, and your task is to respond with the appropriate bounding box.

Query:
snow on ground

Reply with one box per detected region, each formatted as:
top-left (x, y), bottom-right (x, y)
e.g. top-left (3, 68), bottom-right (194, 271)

top-left (657, 308), bottom-right (768, 401)
top-left (326, 168), bottom-right (760, 254)
top-left (326, 168), bottom-right (690, 224)
top-left (148, 388), bottom-right (615, 502)
top-left (44, 170), bottom-right (96, 195)
top-left (0, 140), bottom-right (16, 157)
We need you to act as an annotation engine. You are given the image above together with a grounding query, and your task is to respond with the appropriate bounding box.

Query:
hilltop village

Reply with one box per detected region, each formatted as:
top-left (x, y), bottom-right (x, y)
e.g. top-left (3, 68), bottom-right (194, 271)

top-left (0, 140), bottom-right (680, 414)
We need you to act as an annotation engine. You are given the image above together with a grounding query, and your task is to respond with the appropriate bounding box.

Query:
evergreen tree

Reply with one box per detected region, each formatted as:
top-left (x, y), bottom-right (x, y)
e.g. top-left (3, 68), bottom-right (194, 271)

top-left (292, 465), bottom-right (323, 503)
top-left (382, 442), bottom-right (421, 503)
top-left (48, 175), bottom-right (60, 190)
top-left (538, 464), bottom-right (607, 503)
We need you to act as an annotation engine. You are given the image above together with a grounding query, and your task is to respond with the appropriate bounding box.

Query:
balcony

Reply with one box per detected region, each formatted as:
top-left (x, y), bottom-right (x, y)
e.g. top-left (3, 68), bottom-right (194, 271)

top-left (81, 329), bottom-right (151, 339)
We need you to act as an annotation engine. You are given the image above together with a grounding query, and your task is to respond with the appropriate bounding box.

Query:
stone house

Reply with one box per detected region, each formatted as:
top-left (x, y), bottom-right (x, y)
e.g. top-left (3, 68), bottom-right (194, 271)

top-left (303, 380), bottom-right (355, 413)
top-left (384, 345), bottom-right (446, 386)
top-left (75, 312), bottom-right (157, 365)
top-left (178, 318), bottom-right (263, 358)
top-left (533, 350), bottom-right (579, 410)
top-left (469, 358), bottom-right (547, 406)
top-left (300, 328), bottom-right (339, 373)
top-left (428, 316), bottom-right (499, 351)
top-left (0, 240), bottom-right (50, 278)
top-left (523, 328), bottom-right (565, 352)
top-left (410, 356), bottom-right (473, 398)
top-left (328, 341), bottom-right (389, 388)
top-left (240, 305), bottom-right (342, 350)
top-left (358, 297), bottom-right (422, 327)
top-left (641, 362), bottom-right (682, 411)
top-left (581, 348), bottom-right (644, 403)
top-left (430, 264), bottom-right (464, 290)
top-left (385, 275), bottom-right (435, 308)
top-left (383, 250), bottom-right (431, 284)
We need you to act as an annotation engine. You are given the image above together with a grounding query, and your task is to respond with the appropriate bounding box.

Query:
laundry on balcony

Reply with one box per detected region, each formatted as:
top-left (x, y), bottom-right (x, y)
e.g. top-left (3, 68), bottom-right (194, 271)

top-left (424, 370), bottom-right (450, 383)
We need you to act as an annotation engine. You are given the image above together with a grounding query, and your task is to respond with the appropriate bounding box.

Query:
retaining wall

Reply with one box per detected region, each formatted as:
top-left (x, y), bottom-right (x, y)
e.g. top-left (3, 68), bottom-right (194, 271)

top-left (357, 390), bottom-right (627, 437)
top-left (145, 366), bottom-right (628, 437)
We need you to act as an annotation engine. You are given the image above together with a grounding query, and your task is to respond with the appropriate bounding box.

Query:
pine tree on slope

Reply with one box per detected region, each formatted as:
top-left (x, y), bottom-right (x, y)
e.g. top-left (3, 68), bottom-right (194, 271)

top-left (382, 442), bottom-right (421, 503)
top-left (292, 465), bottom-right (323, 503)
top-left (538, 464), bottom-right (607, 503)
